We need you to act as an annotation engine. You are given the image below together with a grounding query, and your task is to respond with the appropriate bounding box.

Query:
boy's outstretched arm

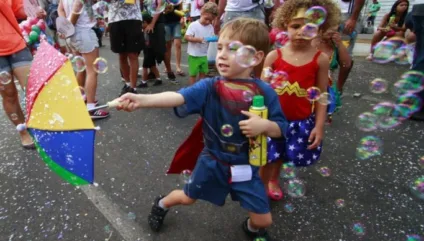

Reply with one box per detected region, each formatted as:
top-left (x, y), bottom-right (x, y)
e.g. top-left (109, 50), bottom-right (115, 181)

top-left (117, 92), bottom-right (185, 112)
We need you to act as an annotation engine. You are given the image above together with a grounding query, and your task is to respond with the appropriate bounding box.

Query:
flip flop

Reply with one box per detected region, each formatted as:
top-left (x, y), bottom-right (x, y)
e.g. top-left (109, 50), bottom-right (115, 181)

top-left (176, 70), bottom-right (185, 76)
top-left (268, 180), bottom-right (283, 201)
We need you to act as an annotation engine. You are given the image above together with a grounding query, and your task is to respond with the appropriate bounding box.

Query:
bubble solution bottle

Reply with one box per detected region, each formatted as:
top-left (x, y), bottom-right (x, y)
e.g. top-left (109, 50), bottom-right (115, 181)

top-left (248, 95), bottom-right (268, 167)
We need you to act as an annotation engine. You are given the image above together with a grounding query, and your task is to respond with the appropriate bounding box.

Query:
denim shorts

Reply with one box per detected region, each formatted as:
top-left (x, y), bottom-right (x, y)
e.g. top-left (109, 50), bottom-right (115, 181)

top-left (165, 22), bottom-right (182, 41)
top-left (223, 5), bottom-right (265, 24)
top-left (0, 47), bottom-right (33, 72)
top-left (68, 28), bottom-right (99, 54)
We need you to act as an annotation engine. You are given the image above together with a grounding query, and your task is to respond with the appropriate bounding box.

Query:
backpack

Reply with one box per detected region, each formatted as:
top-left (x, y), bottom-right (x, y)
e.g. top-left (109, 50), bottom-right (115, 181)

top-left (46, 3), bottom-right (59, 31)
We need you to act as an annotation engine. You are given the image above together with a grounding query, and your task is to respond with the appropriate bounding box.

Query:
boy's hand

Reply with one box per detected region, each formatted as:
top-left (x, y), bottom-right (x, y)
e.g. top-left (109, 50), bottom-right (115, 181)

top-left (145, 24), bottom-right (154, 33)
top-left (239, 111), bottom-right (267, 138)
top-left (198, 37), bottom-right (206, 43)
top-left (116, 93), bottom-right (142, 112)
top-left (307, 126), bottom-right (323, 150)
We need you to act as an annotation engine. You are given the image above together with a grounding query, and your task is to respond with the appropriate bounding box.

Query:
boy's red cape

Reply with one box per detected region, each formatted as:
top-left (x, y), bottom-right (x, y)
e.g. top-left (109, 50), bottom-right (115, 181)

top-left (167, 118), bottom-right (204, 174)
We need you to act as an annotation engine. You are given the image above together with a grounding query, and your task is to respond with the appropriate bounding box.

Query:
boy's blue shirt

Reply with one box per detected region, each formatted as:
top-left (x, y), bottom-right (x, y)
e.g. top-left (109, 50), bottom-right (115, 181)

top-left (174, 76), bottom-right (288, 165)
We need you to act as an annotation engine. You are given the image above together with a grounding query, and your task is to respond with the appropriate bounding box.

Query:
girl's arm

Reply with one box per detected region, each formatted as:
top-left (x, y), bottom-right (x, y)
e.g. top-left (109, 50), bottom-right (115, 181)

top-left (378, 13), bottom-right (390, 29)
top-left (260, 50), bottom-right (278, 82)
top-left (70, 1), bottom-right (83, 25)
top-left (315, 53), bottom-right (330, 129)
top-left (58, 0), bottom-right (66, 17)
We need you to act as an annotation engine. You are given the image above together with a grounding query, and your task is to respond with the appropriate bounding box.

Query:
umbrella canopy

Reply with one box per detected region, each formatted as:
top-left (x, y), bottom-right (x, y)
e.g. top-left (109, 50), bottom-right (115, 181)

top-left (26, 42), bottom-right (96, 185)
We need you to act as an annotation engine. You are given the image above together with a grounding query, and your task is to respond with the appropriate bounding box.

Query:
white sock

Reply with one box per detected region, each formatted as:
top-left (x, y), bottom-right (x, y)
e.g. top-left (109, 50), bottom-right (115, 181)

top-left (141, 80), bottom-right (147, 84)
top-left (158, 198), bottom-right (168, 210)
top-left (156, 78), bottom-right (161, 80)
top-left (247, 218), bottom-right (259, 233)
top-left (125, 82), bottom-right (131, 87)
top-left (87, 103), bottom-right (96, 110)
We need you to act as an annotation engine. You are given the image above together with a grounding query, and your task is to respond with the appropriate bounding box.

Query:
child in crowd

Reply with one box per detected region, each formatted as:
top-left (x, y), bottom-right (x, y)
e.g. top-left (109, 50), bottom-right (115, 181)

top-left (58, 0), bottom-right (109, 119)
top-left (116, 18), bottom-right (288, 241)
top-left (138, 13), bottom-right (163, 88)
top-left (261, 0), bottom-right (333, 200)
top-left (367, 0), bottom-right (409, 60)
top-left (185, 2), bottom-right (217, 85)
top-left (312, 24), bottom-right (352, 117)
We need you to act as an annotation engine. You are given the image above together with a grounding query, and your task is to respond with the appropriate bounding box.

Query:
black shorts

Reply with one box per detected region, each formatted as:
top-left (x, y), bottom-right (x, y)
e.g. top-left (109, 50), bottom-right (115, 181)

top-left (109, 20), bottom-right (145, 53)
top-left (143, 48), bottom-right (156, 68)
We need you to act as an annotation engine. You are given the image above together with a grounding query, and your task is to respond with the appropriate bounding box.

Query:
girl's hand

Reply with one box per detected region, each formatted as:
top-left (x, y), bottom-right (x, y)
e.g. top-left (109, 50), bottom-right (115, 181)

top-left (239, 111), bottom-right (267, 138)
top-left (307, 126), bottom-right (323, 150)
top-left (116, 93), bottom-right (143, 112)
top-left (331, 32), bottom-right (342, 46)
top-left (57, 32), bottom-right (66, 39)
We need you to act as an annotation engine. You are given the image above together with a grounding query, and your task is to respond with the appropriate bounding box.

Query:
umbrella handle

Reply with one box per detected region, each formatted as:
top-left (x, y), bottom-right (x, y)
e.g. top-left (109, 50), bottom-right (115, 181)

top-left (107, 99), bottom-right (120, 108)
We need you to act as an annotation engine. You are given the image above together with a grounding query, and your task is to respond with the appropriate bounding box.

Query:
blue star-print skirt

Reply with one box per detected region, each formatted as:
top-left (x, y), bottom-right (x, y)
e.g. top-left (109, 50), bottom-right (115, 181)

top-left (267, 115), bottom-right (323, 166)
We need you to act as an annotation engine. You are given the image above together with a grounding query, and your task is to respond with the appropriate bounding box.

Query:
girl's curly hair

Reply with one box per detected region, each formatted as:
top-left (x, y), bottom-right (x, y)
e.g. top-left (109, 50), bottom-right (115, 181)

top-left (272, 0), bottom-right (341, 33)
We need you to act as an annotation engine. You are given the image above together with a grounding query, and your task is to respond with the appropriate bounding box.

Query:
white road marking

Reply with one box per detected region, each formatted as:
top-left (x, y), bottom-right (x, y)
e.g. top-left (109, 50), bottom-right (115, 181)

top-left (80, 185), bottom-right (151, 241)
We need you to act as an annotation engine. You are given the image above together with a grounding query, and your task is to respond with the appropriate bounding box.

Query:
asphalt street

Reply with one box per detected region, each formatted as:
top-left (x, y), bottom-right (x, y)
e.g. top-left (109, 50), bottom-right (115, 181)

top-left (0, 39), bottom-right (423, 241)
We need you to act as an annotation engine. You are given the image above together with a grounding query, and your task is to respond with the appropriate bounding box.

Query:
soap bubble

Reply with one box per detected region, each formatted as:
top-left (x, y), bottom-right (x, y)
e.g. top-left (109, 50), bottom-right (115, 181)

top-left (284, 178), bottom-right (306, 198)
top-left (243, 91), bottom-right (254, 102)
top-left (275, 31), bottom-right (289, 48)
top-left (306, 87), bottom-right (321, 101)
top-left (71, 56), bottom-right (86, 72)
top-left (396, 94), bottom-right (422, 117)
top-left (0, 71), bottom-right (12, 85)
top-left (406, 234), bottom-right (423, 241)
top-left (228, 41), bottom-right (243, 52)
top-left (221, 124), bottom-right (234, 137)
top-left (16, 123), bottom-right (26, 132)
top-left (10, 113), bottom-right (18, 121)
top-left (400, 71), bottom-right (424, 94)
top-left (317, 166), bottom-right (331, 177)
top-left (167, 0), bottom-right (182, 5)
top-left (283, 203), bottom-right (295, 213)
top-left (93, 57), bottom-right (108, 74)
top-left (356, 136), bottom-right (383, 160)
top-left (410, 176), bottom-right (424, 200)
top-left (393, 45), bottom-right (410, 65)
top-left (281, 162), bottom-right (297, 179)
top-left (145, 0), bottom-right (166, 15)
top-left (318, 92), bottom-right (332, 105)
top-left (335, 199), bottom-right (345, 208)
top-left (305, 6), bottom-right (327, 26)
top-left (262, 67), bottom-right (273, 81)
top-left (180, 169), bottom-right (192, 184)
top-left (355, 112), bottom-right (378, 132)
top-left (272, 71), bottom-right (289, 83)
top-left (352, 223), bottom-right (366, 236)
top-left (372, 102), bottom-right (401, 129)
top-left (392, 79), bottom-right (419, 97)
top-left (369, 78), bottom-right (388, 94)
top-left (300, 23), bottom-right (318, 40)
top-left (72, 0), bottom-right (85, 15)
top-left (263, 0), bottom-right (274, 8)
top-left (373, 41), bottom-right (396, 64)
top-left (235, 45), bottom-right (257, 68)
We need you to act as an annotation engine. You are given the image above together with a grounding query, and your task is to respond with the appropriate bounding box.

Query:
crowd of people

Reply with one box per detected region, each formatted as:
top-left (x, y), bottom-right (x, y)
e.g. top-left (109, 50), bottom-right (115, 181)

top-left (0, 0), bottom-right (423, 240)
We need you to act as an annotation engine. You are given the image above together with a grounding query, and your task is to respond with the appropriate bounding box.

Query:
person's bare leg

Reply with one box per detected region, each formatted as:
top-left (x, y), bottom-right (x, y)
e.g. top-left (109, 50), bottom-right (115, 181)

top-left (174, 38), bottom-right (182, 73)
top-left (142, 68), bottom-right (149, 82)
top-left (337, 63), bottom-right (353, 93)
top-left (160, 190), bottom-right (196, 208)
top-left (370, 30), bottom-right (386, 53)
top-left (119, 53), bottom-right (130, 83)
top-left (72, 51), bottom-right (86, 87)
top-left (0, 79), bottom-right (32, 146)
top-left (127, 52), bottom-right (139, 89)
top-left (260, 161), bottom-right (282, 194)
top-left (151, 65), bottom-right (160, 79)
top-left (164, 40), bottom-right (173, 73)
top-left (198, 73), bottom-right (206, 81)
top-left (248, 212), bottom-right (272, 229)
top-left (13, 65), bottom-right (30, 89)
top-left (406, 31), bottom-right (416, 44)
top-left (81, 48), bottom-right (99, 105)
top-left (189, 76), bottom-right (196, 85)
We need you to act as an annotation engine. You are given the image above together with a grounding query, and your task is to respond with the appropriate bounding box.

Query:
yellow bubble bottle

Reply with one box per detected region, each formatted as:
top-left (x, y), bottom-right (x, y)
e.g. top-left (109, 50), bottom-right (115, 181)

top-left (248, 95), bottom-right (268, 167)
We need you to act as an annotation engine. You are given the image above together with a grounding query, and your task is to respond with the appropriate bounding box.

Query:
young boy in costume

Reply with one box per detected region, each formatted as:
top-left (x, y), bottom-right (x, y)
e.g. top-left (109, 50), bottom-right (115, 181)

top-left (116, 18), bottom-right (288, 241)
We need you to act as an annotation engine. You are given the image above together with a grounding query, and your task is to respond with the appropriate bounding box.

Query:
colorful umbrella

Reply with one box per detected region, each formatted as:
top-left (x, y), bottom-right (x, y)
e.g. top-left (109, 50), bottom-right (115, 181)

top-left (25, 42), bottom-right (96, 186)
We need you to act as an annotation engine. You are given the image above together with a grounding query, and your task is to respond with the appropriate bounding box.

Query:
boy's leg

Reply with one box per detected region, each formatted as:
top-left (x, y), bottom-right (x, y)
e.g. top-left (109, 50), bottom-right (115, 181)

top-left (198, 56), bottom-right (208, 81)
top-left (188, 55), bottom-right (200, 85)
top-left (151, 64), bottom-right (163, 86)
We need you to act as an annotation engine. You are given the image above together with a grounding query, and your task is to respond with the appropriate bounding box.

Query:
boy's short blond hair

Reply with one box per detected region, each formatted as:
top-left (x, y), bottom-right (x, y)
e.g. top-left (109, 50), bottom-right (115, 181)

top-left (272, 0), bottom-right (341, 33)
top-left (220, 18), bottom-right (270, 55)
top-left (201, 2), bottom-right (218, 16)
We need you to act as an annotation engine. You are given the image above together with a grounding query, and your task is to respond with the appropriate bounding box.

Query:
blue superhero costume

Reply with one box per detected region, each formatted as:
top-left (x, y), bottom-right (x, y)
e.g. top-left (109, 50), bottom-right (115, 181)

top-left (169, 76), bottom-right (288, 214)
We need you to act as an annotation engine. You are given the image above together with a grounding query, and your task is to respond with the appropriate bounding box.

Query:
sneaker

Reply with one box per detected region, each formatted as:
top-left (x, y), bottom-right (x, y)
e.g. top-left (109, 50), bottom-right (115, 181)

top-left (167, 72), bottom-right (176, 80)
top-left (137, 82), bottom-right (148, 88)
top-left (120, 85), bottom-right (137, 96)
top-left (153, 79), bottom-right (163, 86)
top-left (242, 218), bottom-right (271, 241)
top-left (89, 109), bottom-right (110, 119)
top-left (148, 196), bottom-right (169, 232)
top-left (169, 79), bottom-right (180, 85)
